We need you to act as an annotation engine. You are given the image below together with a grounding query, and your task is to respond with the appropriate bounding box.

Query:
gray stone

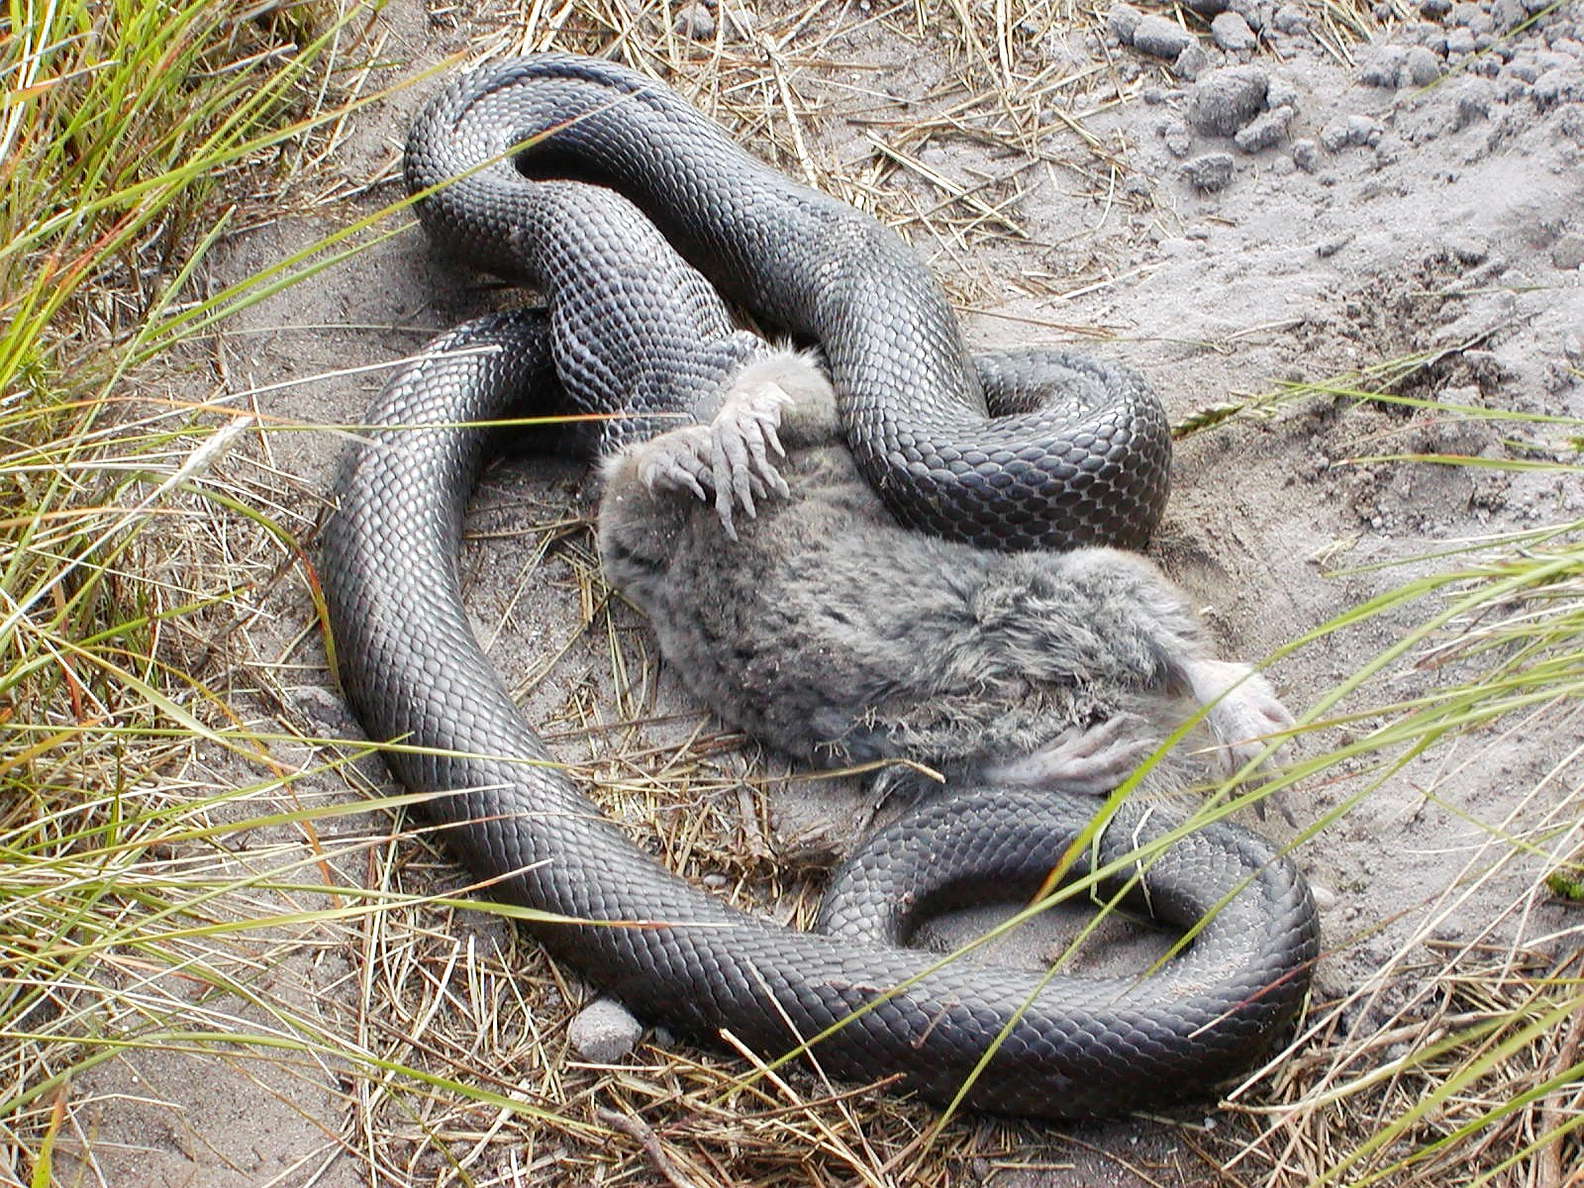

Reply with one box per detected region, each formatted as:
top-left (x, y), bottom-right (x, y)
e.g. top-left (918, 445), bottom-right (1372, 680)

top-left (1234, 103), bottom-right (1295, 151)
top-left (1553, 233), bottom-right (1584, 270)
top-left (1160, 117), bottom-right (1194, 156)
top-left (1107, 3), bottom-right (1144, 42)
top-left (1409, 22), bottom-right (1448, 52)
top-left (1402, 45), bottom-right (1443, 86)
top-left (1504, 57), bottom-right (1539, 82)
top-left (1272, 3), bottom-right (1311, 33)
top-left (1133, 14), bottom-right (1194, 58)
top-left (1318, 120), bottom-right (1352, 151)
top-left (1495, 75), bottom-right (1531, 102)
top-left (673, 1), bottom-right (715, 39)
top-left (1181, 0), bottom-right (1231, 13)
top-left (1446, 234), bottom-right (1490, 264)
top-left (1292, 137), bottom-right (1320, 170)
top-left (1229, 0), bottom-right (1266, 30)
top-left (1186, 65), bottom-right (1269, 135)
top-left (1449, 1), bottom-right (1483, 25)
top-left (1173, 41), bottom-right (1212, 80)
top-left (1446, 27), bottom-right (1477, 54)
top-left (1453, 77), bottom-right (1496, 128)
top-left (1317, 116), bottom-right (1383, 151)
top-left (1491, 0), bottom-right (1525, 28)
top-left (1421, 0), bottom-right (1451, 15)
top-left (568, 997), bottom-right (644, 1063)
top-left (1534, 68), bottom-right (1578, 105)
top-left (1266, 73), bottom-right (1301, 109)
top-left (1361, 45), bottom-right (1408, 87)
top-left (1182, 150), bottom-right (1237, 191)
top-left (1211, 11), bottom-right (1258, 50)
top-left (1347, 113), bottom-right (1385, 146)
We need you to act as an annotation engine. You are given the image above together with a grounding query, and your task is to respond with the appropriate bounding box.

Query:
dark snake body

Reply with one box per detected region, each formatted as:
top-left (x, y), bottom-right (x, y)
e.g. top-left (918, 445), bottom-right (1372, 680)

top-left (319, 54), bottom-right (1320, 1119)
top-left (404, 53), bottom-right (1172, 552)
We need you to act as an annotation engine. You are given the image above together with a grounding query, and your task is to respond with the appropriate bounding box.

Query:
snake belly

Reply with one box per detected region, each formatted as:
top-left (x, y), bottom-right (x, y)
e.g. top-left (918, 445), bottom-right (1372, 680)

top-left (404, 52), bottom-right (1172, 552)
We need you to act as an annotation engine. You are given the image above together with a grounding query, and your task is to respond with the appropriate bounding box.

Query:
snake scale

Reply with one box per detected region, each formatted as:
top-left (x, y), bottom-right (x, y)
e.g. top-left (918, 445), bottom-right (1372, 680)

top-left (320, 53), bottom-right (1320, 1118)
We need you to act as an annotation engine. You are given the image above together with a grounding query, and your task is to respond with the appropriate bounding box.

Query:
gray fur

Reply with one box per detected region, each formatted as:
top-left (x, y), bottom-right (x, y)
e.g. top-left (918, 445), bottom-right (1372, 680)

top-left (598, 361), bottom-right (1292, 794)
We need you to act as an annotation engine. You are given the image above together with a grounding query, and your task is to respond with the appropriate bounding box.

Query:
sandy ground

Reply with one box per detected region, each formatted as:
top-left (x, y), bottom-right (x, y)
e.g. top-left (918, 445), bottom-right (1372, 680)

top-left (41, 0), bottom-right (1584, 1184)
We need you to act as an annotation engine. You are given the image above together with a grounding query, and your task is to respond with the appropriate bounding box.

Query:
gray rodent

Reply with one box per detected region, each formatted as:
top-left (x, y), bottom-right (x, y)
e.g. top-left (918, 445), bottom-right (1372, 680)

top-left (598, 356), bottom-right (1295, 798)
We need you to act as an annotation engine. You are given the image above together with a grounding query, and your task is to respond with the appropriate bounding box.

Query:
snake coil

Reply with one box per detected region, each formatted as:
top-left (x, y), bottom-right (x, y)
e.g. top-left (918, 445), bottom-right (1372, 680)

top-left (320, 54), bottom-right (1320, 1119)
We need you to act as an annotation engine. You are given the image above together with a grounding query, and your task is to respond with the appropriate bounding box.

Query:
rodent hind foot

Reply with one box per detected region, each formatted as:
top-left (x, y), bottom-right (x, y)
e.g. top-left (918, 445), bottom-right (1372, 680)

top-left (979, 713), bottom-right (1156, 795)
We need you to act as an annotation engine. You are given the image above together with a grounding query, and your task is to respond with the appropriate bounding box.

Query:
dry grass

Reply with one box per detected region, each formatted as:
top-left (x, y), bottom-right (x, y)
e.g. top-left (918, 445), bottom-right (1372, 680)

top-left (4, 1), bottom-right (1582, 1186)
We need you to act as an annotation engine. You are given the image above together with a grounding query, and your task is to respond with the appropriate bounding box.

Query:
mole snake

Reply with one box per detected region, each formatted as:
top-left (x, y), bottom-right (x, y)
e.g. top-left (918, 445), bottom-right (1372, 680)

top-left (320, 53), bottom-right (1318, 1118)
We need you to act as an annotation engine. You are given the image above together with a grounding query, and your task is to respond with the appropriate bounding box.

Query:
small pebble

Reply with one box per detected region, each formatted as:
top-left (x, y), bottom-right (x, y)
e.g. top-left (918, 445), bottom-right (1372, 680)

top-left (1182, 150), bottom-right (1236, 191)
top-left (1181, 0), bottom-right (1231, 14)
top-left (1533, 68), bottom-right (1577, 105)
top-left (1132, 13), bottom-right (1194, 59)
top-left (1173, 42), bottom-right (1212, 81)
top-left (1272, 3), bottom-right (1311, 33)
top-left (1173, 42), bottom-right (1212, 80)
top-left (1292, 137), bottom-right (1320, 170)
top-left (1504, 58), bottom-right (1539, 83)
top-left (1453, 78), bottom-right (1496, 128)
top-left (1107, 3), bottom-right (1144, 42)
top-left (1421, 0), bottom-right (1451, 15)
top-left (1211, 11), bottom-right (1258, 51)
top-left (1445, 234), bottom-right (1490, 264)
top-left (1229, 0), bottom-right (1265, 31)
top-left (1446, 27), bottom-right (1477, 55)
top-left (1410, 23), bottom-right (1448, 54)
top-left (1318, 120), bottom-right (1352, 151)
top-left (1186, 65), bottom-right (1269, 135)
top-left (1553, 233), bottom-right (1584, 270)
top-left (1360, 45), bottom-right (1408, 88)
top-left (1161, 117), bottom-right (1194, 156)
top-left (1402, 45), bottom-right (1443, 86)
top-left (1266, 73), bottom-right (1300, 109)
top-left (673, 1), bottom-right (715, 39)
top-left (1347, 113), bottom-right (1384, 146)
top-left (1234, 103), bottom-right (1295, 151)
top-left (568, 997), bottom-right (644, 1063)
top-left (1491, 0), bottom-right (1525, 27)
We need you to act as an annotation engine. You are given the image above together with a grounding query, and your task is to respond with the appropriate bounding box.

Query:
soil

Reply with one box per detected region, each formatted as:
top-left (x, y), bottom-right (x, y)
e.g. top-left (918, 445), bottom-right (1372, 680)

top-left (46, 0), bottom-right (1583, 1184)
